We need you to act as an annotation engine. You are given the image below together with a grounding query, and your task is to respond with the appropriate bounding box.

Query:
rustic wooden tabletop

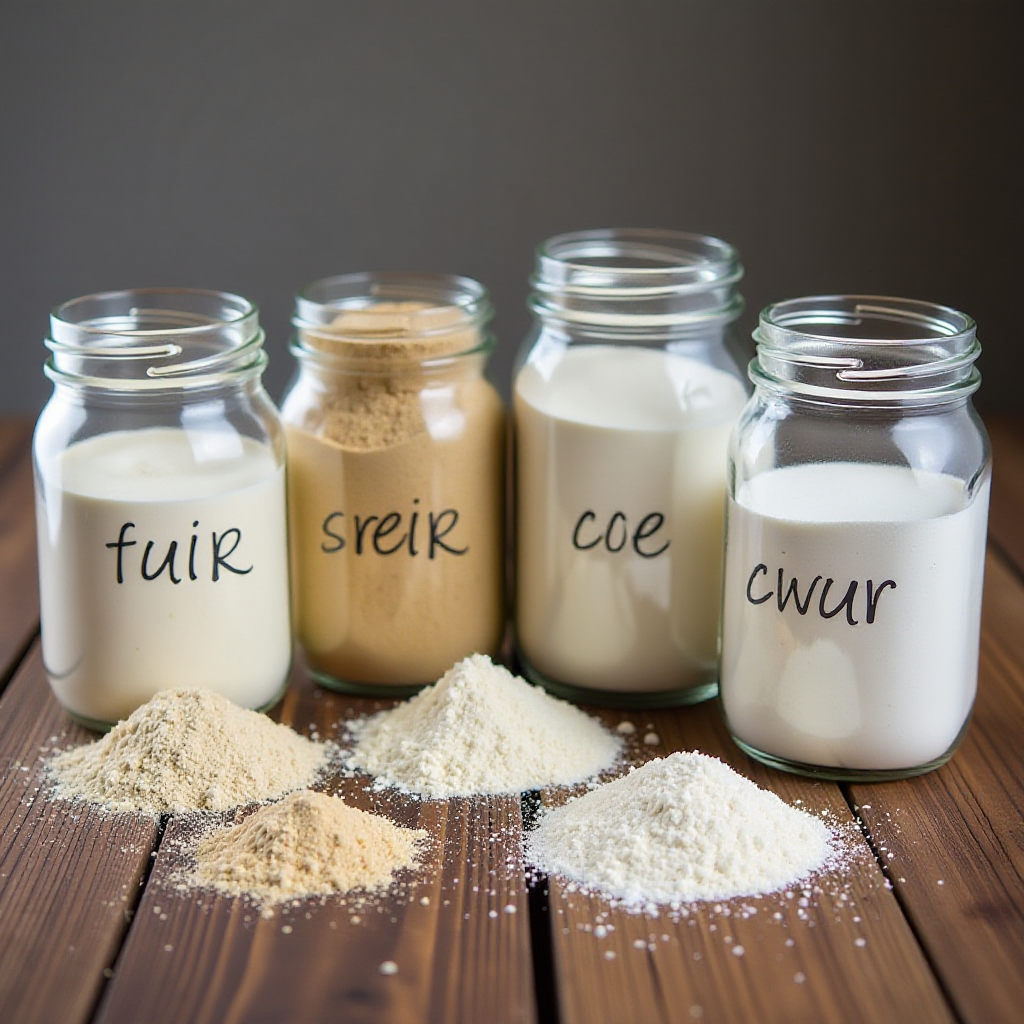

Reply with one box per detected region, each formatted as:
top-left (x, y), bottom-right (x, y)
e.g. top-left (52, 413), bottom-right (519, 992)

top-left (1, 414), bottom-right (1022, 1024)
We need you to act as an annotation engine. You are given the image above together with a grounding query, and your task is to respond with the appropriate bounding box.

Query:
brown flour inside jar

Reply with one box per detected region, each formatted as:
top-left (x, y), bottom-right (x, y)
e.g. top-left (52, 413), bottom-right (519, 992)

top-left (284, 301), bottom-right (506, 688)
top-left (302, 302), bottom-right (478, 451)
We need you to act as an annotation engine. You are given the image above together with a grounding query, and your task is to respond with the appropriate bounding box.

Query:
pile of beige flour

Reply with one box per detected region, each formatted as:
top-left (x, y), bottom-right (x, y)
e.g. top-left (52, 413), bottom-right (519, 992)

top-left (346, 654), bottom-right (621, 797)
top-left (526, 751), bottom-right (835, 906)
top-left (48, 688), bottom-right (329, 815)
top-left (188, 789), bottom-right (426, 905)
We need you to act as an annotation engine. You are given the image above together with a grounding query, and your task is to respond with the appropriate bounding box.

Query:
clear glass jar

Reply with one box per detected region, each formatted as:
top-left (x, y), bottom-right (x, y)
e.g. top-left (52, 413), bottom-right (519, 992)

top-left (513, 228), bottom-right (748, 707)
top-left (33, 288), bottom-right (292, 730)
top-left (281, 272), bottom-right (506, 695)
top-left (720, 295), bottom-right (991, 780)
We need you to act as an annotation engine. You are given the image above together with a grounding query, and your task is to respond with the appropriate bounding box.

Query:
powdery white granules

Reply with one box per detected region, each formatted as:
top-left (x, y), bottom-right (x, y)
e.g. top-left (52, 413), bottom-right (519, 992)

top-left (346, 654), bottom-right (621, 797)
top-left (188, 789), bottom-right (426, 905)
top-left (48, 688), bottom-right (330, 815)
top-left (526, 751), bottom-right (836, 906)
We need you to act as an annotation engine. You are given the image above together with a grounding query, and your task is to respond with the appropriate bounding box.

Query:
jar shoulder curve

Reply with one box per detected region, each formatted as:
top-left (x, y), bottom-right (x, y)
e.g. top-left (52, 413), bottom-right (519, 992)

top-left (514, 328), bottom-right (747, 423)
top-left (281, 372), bottom-right (505, 469)
top-left (471, 373), bottom-right (506, 418)
top-left (729, 394), bottom-right (991, 497)
top-left (32, 395), bottom-right (78, 471)
top-left (232, 385), bottom-right (287, 463)
top-left (34, 384), bottom-right (286, 486)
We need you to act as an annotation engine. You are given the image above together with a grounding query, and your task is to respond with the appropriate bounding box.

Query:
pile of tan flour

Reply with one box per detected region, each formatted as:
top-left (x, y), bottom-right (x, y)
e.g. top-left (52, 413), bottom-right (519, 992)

top-left (346, 654), bottom-right (621, 797)
top-left (48, 689), bottom-right (329, 815)
top-left (526, 751), bottom-right (836, 906)
top-left (187, 789), bottom-right (426, 905)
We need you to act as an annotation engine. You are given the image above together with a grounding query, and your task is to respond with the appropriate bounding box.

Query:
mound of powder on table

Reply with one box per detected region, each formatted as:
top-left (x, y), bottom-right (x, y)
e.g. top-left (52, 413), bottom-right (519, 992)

top-left (526, 751), bottom-right (836, 906)
top-left (346, 654), bottom-right (621, 797)
top-left (48, 688), bottom-right (329, 815)
top-left (188, 789), bottom-right (426, 904)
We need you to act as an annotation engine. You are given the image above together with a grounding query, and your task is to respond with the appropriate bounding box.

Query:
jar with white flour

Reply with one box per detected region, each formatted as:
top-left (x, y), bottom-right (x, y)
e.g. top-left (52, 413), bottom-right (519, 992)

top-left (33, 289), bottom-right (292, 729)
top-left (514, 229), bottom-right (748, 706)
top-left (720, 295), bottom-right (991, 780)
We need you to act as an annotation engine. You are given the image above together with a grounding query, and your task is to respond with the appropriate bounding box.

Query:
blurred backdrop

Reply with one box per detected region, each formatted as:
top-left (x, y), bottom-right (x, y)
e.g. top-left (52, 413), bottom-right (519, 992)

top-left (2, 0), bottom-right (1021, 414)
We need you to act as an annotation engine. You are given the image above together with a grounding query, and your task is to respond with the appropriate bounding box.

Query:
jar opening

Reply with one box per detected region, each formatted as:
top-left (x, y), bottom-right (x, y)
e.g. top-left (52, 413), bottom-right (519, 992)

top-left (529, 228), bottom-right (744, 333)
top-left (753, 295), bottom-right (981, 404)
top-left (538, 228), bottom-right (739, 281)
top-left (763, 296), bottom-right (975, 344)
top-left (46, 288), bottom-right (265, 391)
top-left (292, 272), bottom-right (495, 367)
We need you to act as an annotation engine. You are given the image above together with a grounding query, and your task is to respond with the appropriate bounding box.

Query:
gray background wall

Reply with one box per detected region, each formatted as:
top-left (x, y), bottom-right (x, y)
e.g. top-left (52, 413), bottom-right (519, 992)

top-left (2, 0), bottom-right (1021, 415)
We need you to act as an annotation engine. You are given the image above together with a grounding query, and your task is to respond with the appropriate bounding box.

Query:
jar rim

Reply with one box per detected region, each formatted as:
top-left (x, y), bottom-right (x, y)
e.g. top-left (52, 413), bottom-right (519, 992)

top-left (535, 227), bottom-right (741, 287)
top-left (51, 287), bottom-right (260, 340)
top-left (293, 271), bottom-right (493, 328)
top-left (753, 294), bottom-right (981, 405)
top-left (528, 228), bottom-right (744, 331)
top-left (291, 271), bottom-right (495, 365)
top-left (45, 287), bottom-right (266, 391)
top-left (759, 295), bottom-right (976, 346)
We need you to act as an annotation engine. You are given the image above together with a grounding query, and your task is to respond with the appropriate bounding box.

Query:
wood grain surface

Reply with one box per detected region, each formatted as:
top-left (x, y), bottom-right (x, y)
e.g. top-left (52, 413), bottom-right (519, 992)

top-left (988, 414), bottom-right (1024, 576)
top-left (0, 418), bottom-right (39, 684)
top-left (0, 645), bottom-right (159, 1024)
top-left (848, 551), bottom-right (1024, 1024)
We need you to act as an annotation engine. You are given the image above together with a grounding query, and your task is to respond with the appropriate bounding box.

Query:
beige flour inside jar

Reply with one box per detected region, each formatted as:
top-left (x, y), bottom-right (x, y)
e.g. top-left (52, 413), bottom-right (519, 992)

top-left (303, 302), bottom-right (479, 450)
top-left (284, 302), bottom-right (506, 687)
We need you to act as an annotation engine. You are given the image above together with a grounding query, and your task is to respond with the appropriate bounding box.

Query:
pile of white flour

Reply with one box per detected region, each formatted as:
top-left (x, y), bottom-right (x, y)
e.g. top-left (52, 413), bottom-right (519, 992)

top-left (526, 751), bottom-right (835, 905)
top-left (346, 654), bottom-right (621, 797)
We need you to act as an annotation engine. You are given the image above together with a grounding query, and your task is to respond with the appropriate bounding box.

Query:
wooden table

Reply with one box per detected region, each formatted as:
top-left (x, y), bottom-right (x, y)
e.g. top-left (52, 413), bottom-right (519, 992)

top-left (1, 414), bottom-right (1022, 1024)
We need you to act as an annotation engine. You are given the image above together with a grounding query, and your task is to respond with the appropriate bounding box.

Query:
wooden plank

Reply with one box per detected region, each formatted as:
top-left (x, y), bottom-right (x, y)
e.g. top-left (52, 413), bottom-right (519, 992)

top-left (848, 549), bottom-right (1024, 1024)
top-left (986, 414), bottom-right (1024, 576)
top-left (541, 702), bottom-right (954, 1024)
top-left (0, 418), bottom-right (39, 685)
top-left (0, 643), bottom-right (160, 1024)
top-left (95, 669), bottom-right (537, 1024)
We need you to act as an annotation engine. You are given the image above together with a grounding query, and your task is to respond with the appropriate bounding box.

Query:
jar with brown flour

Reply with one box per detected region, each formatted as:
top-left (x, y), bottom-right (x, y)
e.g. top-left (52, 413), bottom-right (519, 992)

top-left (281, 272), bottom-right (506, 694)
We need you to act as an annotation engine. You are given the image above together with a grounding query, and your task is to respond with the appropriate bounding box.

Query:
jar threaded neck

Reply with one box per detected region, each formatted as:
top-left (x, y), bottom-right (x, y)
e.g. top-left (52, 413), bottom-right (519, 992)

top-left (46, 288), bottom-right (266, 392)
top-left (752, 295), bottom-right (981, 405)
top-left (529, 228), bottom-right (744, 335)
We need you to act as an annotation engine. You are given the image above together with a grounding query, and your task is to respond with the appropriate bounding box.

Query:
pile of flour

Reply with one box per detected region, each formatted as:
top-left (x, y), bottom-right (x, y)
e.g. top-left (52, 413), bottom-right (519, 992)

top-left (188, 789), bottom-right (426, 904)
top-left (346, 654), bottom-right (621, 797)
top-left (526, 751), bottom-right (835, 906)
top-left (48, 688), bottom-right (329, 815)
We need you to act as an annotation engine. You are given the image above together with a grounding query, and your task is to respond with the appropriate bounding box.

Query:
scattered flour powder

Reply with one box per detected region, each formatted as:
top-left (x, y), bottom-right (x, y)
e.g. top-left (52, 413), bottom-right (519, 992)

top-left (48, 688), bottom-right (330, 815)
top-left (526, 751), bottom-right (835, 906)
top-left (188, 789), bottom-right (426, 905)
top-left (346, 654), bottom-right (621, 797)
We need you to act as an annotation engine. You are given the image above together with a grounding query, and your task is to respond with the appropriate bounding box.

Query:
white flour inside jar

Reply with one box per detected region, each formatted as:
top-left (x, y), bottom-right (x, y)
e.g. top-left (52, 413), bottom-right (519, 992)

top-left (345, 654), bottom-right (621, 797)
top-left (526, 751), bottom-right (836, 906)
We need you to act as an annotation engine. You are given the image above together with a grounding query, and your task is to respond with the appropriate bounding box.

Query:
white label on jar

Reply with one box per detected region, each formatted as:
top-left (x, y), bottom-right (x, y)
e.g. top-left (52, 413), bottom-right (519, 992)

top-left (36, 427), bottom-right (292, 724)
top-left (720, 462), bottom-right (990, 771)
top-left (515, 345), bottom-right (747, 693)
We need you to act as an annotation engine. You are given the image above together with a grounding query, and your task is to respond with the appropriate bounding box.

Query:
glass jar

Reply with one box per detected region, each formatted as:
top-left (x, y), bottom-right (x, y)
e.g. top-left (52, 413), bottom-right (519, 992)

top-left (33, 288), bottom-right (292, 730)
top-left (720, 295), bottom-right (991, 780)
top-left (281, 272), bottom-right (506, 695)
top-left (513, 228), bottom-right (748, 707)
